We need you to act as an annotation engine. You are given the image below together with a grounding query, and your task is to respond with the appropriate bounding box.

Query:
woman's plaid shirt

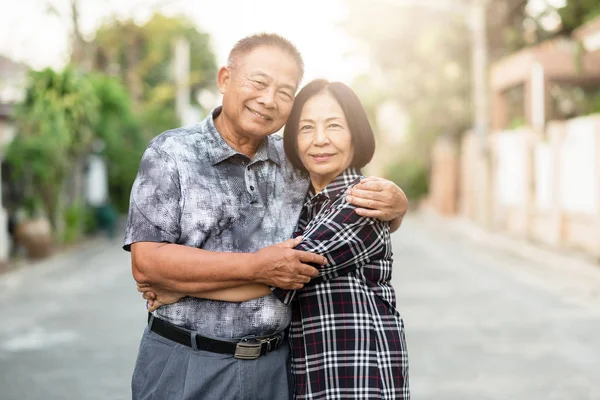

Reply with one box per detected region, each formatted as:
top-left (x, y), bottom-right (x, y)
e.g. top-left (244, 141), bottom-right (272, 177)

top-left (272, 169), bottom-right (410, 399)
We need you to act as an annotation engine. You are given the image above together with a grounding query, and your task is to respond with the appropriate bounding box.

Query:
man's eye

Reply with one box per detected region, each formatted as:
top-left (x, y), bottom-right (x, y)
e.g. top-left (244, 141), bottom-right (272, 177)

top-left (300, 125), bottom-right (313, 131)
top-left (253, 80), bottom-right (267, 87)
top-left (279, 91), bottom-right (293, 101)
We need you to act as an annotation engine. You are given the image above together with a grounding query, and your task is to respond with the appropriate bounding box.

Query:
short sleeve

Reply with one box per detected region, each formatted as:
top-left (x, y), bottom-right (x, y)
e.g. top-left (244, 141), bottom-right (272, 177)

top-left (272, 201), bottom-right (389, 304)
top-left (123, 145), bottom-right (182, 251)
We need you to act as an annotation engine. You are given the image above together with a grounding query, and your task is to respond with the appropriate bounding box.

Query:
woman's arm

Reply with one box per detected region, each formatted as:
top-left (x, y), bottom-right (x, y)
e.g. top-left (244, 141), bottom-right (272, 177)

top-left (272, 200), bottom-right (389, 305)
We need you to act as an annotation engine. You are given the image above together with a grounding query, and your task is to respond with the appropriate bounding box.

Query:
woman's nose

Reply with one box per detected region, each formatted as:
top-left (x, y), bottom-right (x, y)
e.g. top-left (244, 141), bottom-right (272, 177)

top-left (313, 127), bottom-right (330, 145)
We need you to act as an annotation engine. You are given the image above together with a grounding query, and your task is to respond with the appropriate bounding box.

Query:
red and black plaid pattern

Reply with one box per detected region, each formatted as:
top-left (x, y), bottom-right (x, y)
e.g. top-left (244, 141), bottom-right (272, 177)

top-left (273, 169), bottom-right (410, 399)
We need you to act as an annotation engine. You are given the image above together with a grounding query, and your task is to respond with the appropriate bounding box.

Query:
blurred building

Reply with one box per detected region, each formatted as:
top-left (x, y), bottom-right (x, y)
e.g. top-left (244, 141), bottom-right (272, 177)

top-left (0, 55), bottom-right (27, 264)
top-left (427, 15), bottom-right (600, 260)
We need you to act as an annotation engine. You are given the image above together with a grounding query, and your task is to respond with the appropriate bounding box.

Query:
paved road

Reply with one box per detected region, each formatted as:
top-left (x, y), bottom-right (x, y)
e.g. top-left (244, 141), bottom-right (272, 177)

top-left (0, 216), bottom-right (599, 399)
top-left (398, 216), bottom-right (600, 400)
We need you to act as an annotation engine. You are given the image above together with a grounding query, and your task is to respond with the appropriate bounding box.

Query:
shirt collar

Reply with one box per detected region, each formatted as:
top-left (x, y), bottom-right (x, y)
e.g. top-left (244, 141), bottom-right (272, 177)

top-left (204, 106), bottom-right (281, 166)
top-left (306, 168), bottom-right (363, 205)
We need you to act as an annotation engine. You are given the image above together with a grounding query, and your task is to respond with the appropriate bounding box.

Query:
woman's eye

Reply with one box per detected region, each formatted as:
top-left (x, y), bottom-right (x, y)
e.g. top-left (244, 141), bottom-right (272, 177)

top-left (328, 123), bottom-right (342, 129)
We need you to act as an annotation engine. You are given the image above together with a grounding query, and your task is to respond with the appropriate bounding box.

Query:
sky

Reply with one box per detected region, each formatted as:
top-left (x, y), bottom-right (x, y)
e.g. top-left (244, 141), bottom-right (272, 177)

top-left (0, 0), bottom-right (370, 85)
top-left (0, 0), bottom-right (570, 85)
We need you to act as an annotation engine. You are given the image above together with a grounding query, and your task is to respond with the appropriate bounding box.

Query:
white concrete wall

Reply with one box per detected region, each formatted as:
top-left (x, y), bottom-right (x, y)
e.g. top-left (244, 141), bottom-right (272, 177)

top-left (560, 116), bottom-right (598, 215)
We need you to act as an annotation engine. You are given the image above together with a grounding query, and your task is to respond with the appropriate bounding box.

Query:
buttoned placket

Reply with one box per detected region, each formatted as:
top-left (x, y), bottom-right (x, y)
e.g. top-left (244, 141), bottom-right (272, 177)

top-left (244, 160), bottom-right (259, 204)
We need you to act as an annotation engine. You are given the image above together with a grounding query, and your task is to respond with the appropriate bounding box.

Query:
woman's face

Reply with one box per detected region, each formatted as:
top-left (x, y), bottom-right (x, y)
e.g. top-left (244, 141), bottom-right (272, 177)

top-left (297, 91), bottom-right (354, 187)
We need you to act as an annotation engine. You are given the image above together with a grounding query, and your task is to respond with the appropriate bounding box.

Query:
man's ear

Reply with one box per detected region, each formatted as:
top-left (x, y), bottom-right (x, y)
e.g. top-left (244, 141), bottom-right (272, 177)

top-left (217, 66), bottom-right (231, 94)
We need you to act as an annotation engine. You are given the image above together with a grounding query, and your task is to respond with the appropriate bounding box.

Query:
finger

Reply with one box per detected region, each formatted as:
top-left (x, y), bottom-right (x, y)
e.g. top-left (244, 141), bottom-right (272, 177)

top-left (275, 236), bottom-right (303, 248)
top-left (143, 291), bottom-right (157, 300)
top-left (299, 263), bottom-right (320, 278)
top-left (346, 194), bottom-right (386, 210)
top-left (354, 208), bottom-right (388, 220)
top-left (362, 176), bottom-right (387, 181)
top-left (289, 262), bottom-right (319, 278)
top-left (350, 180), bottom-right (389, 192)
top-left (285, 236), bottom-right (303, 248)
top-left (149, 300), bottom-right (162, 312)
top-left (347, 186), bottom-right (389, 201)
top-left (296, 250), bottom-right (327, 265)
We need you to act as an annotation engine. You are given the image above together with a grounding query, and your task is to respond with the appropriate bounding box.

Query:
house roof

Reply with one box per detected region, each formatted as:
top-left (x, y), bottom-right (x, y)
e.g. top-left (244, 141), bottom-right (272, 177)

top-left (490, 37), bottom-right (600, 91)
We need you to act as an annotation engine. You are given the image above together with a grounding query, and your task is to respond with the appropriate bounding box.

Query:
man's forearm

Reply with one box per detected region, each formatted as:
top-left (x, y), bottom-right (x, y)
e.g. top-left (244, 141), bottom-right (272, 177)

top-left (132, 242), bottom-right (256, 293)
top-left (188, 284), bottom-right (271, 303)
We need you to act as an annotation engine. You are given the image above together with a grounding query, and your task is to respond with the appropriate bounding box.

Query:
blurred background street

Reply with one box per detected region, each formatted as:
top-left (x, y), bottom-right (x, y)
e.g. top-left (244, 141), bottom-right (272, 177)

top-left (1, 0), bottom-right (600, 398)
top-left (1, 215), bottom-right (599, 399)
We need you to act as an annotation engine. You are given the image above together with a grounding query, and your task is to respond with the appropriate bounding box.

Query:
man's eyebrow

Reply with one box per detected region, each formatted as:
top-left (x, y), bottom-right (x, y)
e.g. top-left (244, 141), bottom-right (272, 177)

top-left (248, 71), bottom-right (271, 80)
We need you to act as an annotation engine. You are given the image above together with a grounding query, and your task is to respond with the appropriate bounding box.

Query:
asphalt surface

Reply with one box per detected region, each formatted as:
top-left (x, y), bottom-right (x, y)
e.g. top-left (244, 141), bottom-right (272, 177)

top-left (1, 216), bottom-right (599, 399)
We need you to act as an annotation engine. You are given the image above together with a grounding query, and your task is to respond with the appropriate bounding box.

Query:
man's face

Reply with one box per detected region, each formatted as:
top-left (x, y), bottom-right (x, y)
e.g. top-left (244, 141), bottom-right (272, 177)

top-left (219, 46), bottom-right (300, 139)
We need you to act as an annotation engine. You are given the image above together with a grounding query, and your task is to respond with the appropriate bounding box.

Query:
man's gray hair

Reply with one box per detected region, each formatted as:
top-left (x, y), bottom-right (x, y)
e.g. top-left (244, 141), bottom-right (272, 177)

top-left (227, 33), bottom-right (304, 83)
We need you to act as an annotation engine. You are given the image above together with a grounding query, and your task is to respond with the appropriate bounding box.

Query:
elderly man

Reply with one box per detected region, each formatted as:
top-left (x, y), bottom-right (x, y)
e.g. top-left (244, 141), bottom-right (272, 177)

top-left (125, 33), bottom-right (407, 399)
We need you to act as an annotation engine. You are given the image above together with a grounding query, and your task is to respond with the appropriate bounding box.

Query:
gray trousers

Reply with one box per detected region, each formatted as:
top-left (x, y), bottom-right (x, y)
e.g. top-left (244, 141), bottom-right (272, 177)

top-left (131, 327), bottom-right (293, 400)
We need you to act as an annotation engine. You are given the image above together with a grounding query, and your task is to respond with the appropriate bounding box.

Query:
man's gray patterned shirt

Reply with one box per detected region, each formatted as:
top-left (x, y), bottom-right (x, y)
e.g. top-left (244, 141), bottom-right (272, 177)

top-left (124, 107), bottom-right (309, 339)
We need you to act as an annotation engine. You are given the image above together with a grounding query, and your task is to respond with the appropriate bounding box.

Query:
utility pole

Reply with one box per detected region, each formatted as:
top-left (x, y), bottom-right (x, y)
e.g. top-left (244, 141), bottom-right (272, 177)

top-left (470, 0), bottom-right (489, 153)
top-left (174, 37), bottom-right (190, 126)
top-left (469, 0), bottom-right (492, 228)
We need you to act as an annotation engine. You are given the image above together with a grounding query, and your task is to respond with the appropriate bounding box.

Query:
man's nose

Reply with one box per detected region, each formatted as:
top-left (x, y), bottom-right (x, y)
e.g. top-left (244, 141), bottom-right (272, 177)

top-left (257, 87), bottom-right (276, 108)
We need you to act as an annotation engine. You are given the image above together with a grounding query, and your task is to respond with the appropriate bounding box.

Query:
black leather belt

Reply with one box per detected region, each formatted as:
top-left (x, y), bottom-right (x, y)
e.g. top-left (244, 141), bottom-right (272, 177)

top-left (147, 313), bottom-right (285, 360)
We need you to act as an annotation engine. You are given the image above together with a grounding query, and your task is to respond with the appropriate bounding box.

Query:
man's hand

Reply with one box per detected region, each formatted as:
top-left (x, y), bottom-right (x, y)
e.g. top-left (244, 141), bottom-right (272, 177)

top-left (137, 284), bottom-right (184, 312)
top-left (251, 237), bottom-right (325, 290)
top-left (345, 177), bottom-right (408, 230)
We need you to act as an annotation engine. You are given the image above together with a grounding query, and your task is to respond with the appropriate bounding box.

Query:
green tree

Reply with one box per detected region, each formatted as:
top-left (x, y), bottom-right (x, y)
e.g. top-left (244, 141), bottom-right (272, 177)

top-left (557, 0), bottom-right (600, 34)
top-left (92, 13), bottom-right (218, 135)
top-left (89, 74), bottom-right (146, 212)
top-left (6, 67), bottom-right (98, 235)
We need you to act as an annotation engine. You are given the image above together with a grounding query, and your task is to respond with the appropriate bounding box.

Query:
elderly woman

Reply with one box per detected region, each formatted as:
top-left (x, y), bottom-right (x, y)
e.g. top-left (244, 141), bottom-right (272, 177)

top-left (273, 79), bottom-right (410, 399)
top-left (143, 79), bottom-right (410, 399)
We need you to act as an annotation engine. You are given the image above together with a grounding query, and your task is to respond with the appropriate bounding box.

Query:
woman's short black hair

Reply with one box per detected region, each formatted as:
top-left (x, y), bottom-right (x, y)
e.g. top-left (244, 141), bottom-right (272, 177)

top-left (283, 79), bottom-right (376, 171)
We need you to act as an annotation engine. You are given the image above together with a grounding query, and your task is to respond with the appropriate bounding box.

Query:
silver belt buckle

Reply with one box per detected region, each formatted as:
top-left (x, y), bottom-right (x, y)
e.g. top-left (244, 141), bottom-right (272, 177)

top-left (234, 339), bottom-right (262, 360)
